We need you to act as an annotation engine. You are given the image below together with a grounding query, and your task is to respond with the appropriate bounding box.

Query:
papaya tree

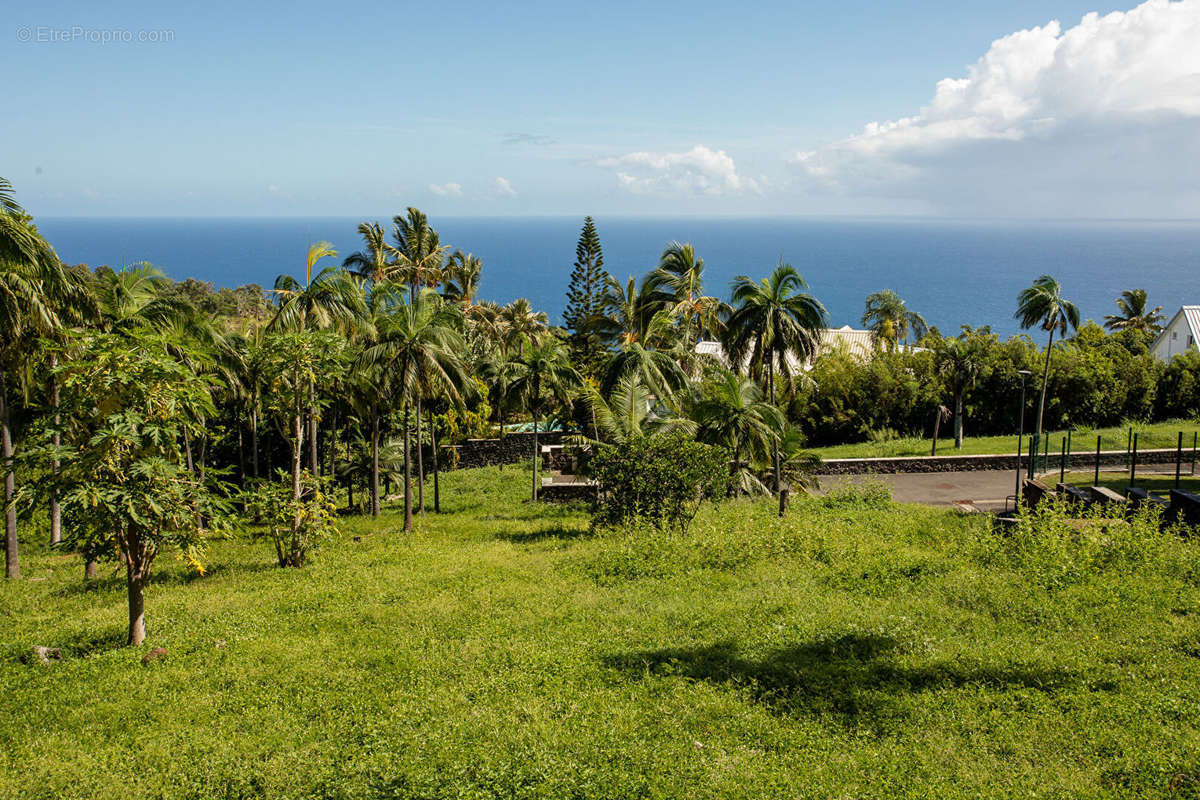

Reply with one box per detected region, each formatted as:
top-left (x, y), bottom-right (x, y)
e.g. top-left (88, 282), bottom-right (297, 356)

top-left (46, 330), bottom-right (231, 646)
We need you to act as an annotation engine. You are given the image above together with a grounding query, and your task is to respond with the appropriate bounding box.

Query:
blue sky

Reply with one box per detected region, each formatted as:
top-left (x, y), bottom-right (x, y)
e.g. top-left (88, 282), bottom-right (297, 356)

top-left (6, 0), bottom-right (1198, 217)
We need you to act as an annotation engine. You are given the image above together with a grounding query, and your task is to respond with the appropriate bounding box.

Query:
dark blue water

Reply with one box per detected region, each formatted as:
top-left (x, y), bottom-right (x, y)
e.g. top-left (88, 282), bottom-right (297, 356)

top-left (35, 216), bottom-right (1200, 338)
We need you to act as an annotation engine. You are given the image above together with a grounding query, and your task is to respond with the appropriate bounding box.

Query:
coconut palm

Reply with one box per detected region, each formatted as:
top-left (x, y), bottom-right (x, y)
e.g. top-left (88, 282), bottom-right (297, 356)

top-left (360, 289), bottom-right (467, 531)
top-left (342, 221), bottom-right (394, 284)
top-left (498, 298), bottom-right (550, 352)
top-left (600, 312), bottom-right (688, 410)
top-left (507, 336), bottom-right (579, 501)
top-left (861, 289), bottom-right (928, 349)
top-left (390, 207), bottom-right (448, 300)
top-left (597, 273), bottom-right (670, 348)
top-left (935, 337), bottom-right (985, 448)
top-left (1015, 275), bottom-right (1080, 440)
top-left (579, 373), bottom-right (694, 446)
top-left (691, 369), bottom-right (785, 496)
top-left (442, 250), bottom-right (482, 307)
top-left (724, 262), bottom-right (827, 493)
top-left (1104, 289), bottom-right (1165, 335)
top-left (653, 242), bottom-right (725, 346)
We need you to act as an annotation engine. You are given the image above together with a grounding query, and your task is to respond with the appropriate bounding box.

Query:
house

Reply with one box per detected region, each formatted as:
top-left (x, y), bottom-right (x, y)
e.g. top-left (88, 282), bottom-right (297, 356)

top-left (1152, 306), bottom-right (1200, 362)
top-left (695, 325), bottom-right (885, 372)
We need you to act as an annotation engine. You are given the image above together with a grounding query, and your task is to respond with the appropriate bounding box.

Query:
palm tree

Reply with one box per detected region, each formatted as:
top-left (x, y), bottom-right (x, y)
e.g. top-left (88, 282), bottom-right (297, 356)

top-left (1104, 289), bottom-right (1165, 334)
top-left (598, 273), bottom-right (669, 348)
top-left (579, 373), bottom-right (694, 445)
top-left (935, 337), bottom-right (984, 448)
top-left (1015, 275), bottom-right (1080, 440)
top-left (498, 298), bottom-right (550, 352)
top-left (390, 207), bottom-right (448, 300)
top-left (442, 250), bottom-right (482, 307)
top-left (861, 290), bottom-right (928, 349)
top-left (342, 221), bottom-right (394, 284)
top-left (653, 242), bottom-right (724, 346)
top-left (94, 262), bottom-right (190, 333)
top-left (360, 289), bottom-right (466, 531)
top-left (507, 336), bottom-right (579, 501)
top-left (0, 185), bottom-right (89, 578)
top-left (691, 369), bottom-right (785, 496)
top-left (724, 262), bottom-right (827, 493)
top-left (270, 242), bottom-right (364, 474)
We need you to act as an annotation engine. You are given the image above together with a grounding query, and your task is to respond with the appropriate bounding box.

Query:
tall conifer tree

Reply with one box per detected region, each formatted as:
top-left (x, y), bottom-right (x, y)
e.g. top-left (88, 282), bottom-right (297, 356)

top-left (563, 216), bottom-right (607, 375)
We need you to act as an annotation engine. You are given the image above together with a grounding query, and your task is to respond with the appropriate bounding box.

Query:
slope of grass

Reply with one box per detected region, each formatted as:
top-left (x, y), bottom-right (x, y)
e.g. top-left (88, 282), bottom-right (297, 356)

top-left (3, 465), bottom-right (1200, 799)
top-left (811, 418), bottom-right (1200, 460)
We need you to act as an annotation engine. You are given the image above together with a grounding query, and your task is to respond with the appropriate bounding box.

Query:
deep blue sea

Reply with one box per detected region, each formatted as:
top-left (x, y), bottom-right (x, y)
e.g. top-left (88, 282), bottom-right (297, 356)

top-left (35, 216), bottom-right (1200, 338)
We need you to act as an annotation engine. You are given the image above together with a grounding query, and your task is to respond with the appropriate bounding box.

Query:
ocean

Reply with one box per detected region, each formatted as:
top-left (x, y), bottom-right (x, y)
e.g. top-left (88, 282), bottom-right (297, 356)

top-left (34, 216), bottom-right (1200, 339)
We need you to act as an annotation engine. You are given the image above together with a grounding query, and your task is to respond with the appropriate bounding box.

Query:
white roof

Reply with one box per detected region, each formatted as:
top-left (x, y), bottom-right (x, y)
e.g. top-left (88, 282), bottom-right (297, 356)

top-left (1153, 306), bottom-right (1200, 351)
top-left (695, 326), bottom-right (883, 372)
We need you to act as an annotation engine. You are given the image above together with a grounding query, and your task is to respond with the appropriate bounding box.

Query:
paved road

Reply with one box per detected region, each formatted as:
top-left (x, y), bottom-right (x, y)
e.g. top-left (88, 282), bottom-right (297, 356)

top-left (818, 469), bottom-right (1021, 511)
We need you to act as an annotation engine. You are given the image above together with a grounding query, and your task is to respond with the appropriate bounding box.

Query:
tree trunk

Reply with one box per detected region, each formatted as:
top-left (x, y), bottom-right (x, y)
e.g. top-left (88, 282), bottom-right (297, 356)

top-left (531, 416), bottom-right (539, 502)
top-left (416, 395), bottom-right (425, 515)
top-left (954, 393), bottom-right (964, 449)
top-left (1034, 328), bottom-right (1055, 438)
top-left (1, 371), bottom-right (17, 579)
top-left (126, 562), bottom-right (147, 647)
top-left (250, 404), bottom-right (260, 479)
top-left (769, 359), bottom-right (781, 494)
top-left (49, 354), bottom-right (62, 546)
top-left (403, 403), bottom-right (413, 532)
top-left (85, 559), bottom-right (97, 580)
top-left (183, 428), bottom-right (194, 475)
top-left (370, 413), bottom-right (380, 518)
top-left (430, 409), bottom-right (440, 513)
top-left (326, 407), bottom-right (338, 479)
top-left (308, 379), bottom-right (319, 476)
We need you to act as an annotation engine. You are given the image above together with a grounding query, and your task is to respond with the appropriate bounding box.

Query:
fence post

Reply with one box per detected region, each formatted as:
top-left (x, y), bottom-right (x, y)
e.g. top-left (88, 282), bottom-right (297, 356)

top-left (1176, 431), bottom-right (1184, 489)
top-left (1060, 436), bottom-right (1067, 483)
top-left (1028, 433), bottom-right (1039, 480)
top-left (1192, 432), bottom-right (1197, 476)
top-left (1015, 434), bottom-right (1024, 501)
top-left (1043, 433), bottom-right (1051, 473)
top-left (1094, 435), bottom-right (1101, 486)
top-left (1130, 432), bottom-right (1139, 489)
top-left (1127, 427), bottom-right (1133, 470)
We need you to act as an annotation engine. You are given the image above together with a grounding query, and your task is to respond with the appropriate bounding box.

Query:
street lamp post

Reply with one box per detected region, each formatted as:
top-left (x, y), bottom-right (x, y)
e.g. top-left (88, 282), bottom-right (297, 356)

top-left (1015, 369), bottom-right (1032, 500)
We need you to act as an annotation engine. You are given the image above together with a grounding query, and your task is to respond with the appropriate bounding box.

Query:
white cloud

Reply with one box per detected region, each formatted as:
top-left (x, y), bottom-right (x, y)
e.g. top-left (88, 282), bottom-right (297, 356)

top-left (493, 176), bottom-right (518, 197)
top-left (596, 145), bottom-right (760, 196)
top-left (429, 182), bottom-right (463, 197)
top-left (792, 0), bottom-right (1200, 215)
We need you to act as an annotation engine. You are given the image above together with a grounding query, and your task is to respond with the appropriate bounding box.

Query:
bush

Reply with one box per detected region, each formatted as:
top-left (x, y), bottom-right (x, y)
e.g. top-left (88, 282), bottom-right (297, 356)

top-left (820, 480), bottom-right (893, 510)
top-left (244, 471), bottom-right (338, 567)
top-left (587, 432), bottom-right (729, 534)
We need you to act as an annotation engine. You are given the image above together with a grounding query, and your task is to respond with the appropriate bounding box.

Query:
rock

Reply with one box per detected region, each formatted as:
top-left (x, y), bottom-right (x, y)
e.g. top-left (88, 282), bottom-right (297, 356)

top-left (31, 646), bottom-right (62, 665)
top-left (141, 646), bottom-right (168, 665)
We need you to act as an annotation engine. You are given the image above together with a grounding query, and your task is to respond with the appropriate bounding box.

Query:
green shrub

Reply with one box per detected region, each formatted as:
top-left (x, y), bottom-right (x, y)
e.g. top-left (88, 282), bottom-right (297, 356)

top-left (820, 480), bottom-right (893, 510)
top-left (587, 432), bottom-right (728, 534)
top-left (243, 471), bottom-right (338, 567)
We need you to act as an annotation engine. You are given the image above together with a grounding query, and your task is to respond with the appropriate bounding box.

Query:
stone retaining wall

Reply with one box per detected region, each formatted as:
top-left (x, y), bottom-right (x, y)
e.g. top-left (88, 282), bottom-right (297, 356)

top-left (819, 448), bottom-right (1189, 475)
top-left (444, 431), bottom-right (568, 470)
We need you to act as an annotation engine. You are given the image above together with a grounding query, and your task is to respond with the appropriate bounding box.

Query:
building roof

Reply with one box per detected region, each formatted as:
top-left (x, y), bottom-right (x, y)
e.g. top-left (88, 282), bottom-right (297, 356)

top-left (1153, 305), bottom-right (1200, 351)
top-left (695, 325), bottom-right (883, 372)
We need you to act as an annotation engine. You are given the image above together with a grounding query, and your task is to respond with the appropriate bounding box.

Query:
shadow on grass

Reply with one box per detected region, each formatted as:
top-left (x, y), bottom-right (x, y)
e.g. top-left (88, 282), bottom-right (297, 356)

top-left (52, 559), bottom-right (281, 598)
top-left (495, 525), bottom-right (594, 544)
top-left (605, 634), bottom-right (1091, 724)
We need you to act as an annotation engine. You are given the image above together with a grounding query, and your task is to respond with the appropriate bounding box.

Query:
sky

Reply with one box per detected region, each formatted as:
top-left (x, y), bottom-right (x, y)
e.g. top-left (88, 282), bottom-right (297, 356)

top-left (5, 0), bottom-right (1199, 218)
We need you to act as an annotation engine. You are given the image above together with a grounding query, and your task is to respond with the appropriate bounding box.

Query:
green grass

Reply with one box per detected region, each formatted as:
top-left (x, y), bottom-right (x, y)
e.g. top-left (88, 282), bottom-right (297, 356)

top-left (811, 418), bottom-right (1200, 459)
top-left (4, 465), bottom-right (1200, 798)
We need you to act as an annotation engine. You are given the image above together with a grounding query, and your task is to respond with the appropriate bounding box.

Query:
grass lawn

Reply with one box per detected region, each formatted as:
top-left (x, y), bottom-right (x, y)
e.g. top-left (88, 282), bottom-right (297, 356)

top-left (4, 465), bottom-right (1200, 798)
top-left (810, 418), bottom-right (1200, 460)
